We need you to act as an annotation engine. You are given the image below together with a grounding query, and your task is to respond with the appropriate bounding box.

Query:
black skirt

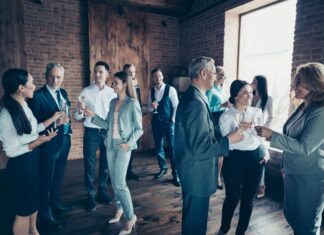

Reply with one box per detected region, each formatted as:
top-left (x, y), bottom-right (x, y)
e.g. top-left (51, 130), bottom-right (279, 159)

top-left (6, 147), bottom-right (40, 216)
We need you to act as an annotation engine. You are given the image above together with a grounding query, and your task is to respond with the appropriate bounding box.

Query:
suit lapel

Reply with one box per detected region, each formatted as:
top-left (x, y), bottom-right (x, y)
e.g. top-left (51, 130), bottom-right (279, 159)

top-left (191, 86), bottom-right (214, 121)
top-left (43, 86), bottom-right (60, 110)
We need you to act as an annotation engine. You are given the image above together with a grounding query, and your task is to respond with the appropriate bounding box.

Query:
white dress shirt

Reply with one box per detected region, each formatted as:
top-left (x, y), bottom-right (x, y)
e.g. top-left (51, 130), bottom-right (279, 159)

top-left (254, 96), bottom-right (273, 128)
top-left (147, 83), bottom-right (179, 122)
top-left (0, 102), bottom-right (45, 158)
top-left (219, 106), bottom-right (269, 157)
top-left (74, 84), bottom-right (117, 128)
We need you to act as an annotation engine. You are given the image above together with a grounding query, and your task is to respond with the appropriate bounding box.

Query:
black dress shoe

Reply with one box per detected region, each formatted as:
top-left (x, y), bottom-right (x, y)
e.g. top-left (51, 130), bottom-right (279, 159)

top-left (39, 217), bottom-right (62, 231)
top-left (127, 171), bottom-right (139, 180)
top-left (96, 193), bottom-right (112, 204)
top-left (154, 169), bottom-right (168, 179)
top-left (172, 177), bottom-right (181, 187)
top-left (52, 204), bottom-right (72, 212)
top-left (85, 197), bottom-right (96, 212)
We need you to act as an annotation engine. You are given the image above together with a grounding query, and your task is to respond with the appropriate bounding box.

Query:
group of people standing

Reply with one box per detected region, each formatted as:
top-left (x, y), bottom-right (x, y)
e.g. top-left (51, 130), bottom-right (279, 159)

top-left (0, 60), bottom-right (182, 235)
top-left (0, 57), bottom-right (323, 235)
top-left (175, 57), bottom-right (324, 235)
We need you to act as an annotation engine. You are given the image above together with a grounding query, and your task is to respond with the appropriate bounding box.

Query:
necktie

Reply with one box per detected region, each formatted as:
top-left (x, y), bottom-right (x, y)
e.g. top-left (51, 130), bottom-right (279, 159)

top-left (56, 90), bottom-right (70, 135)
top-left (56, 90), bottom-right (61, 109)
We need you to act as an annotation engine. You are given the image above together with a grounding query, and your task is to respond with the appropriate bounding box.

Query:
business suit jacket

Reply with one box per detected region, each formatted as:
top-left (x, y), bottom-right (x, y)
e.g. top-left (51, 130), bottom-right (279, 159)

top-left (28, 86), bottom-right (72, 156)
top-left (271, 102), bottom-right (324, 175)
top-left (175, 85), bottom-right (229, 197)
top-left (92, 96), bottom-right (143, 151)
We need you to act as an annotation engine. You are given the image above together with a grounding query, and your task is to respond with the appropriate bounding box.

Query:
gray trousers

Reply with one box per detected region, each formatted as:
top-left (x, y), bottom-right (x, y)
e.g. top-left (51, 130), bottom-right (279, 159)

top-left (284, 173), bottom-right (324, 235)
top-left (107, 139), bottom-right (134, 220)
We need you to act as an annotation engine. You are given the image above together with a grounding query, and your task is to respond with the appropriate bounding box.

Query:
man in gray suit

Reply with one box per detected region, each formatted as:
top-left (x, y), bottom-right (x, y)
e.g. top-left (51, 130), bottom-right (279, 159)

top-left (175, 56), bottom-right (244, 235)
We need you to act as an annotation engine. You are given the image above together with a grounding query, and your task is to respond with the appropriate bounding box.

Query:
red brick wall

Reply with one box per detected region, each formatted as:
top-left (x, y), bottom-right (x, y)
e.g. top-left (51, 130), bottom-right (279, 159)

top-left (145, 13), bottom-right (181, 149)
top-left (292, 0), bottom-right (324, 72)
top-left (181, 0), bottom-right (324, 74)
top-left (22, 1), bottom-right (180, 158)
top-left (23, 0), bottom-right (90, 159)
top-left (180, 0), bottom-right (250, 67)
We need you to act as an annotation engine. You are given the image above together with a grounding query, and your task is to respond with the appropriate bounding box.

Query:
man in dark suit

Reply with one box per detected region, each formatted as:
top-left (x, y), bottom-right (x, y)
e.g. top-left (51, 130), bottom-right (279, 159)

top-left (28, 63), bottom-right (72, 230)
top-left (175, 56), bottom-right (244, 235)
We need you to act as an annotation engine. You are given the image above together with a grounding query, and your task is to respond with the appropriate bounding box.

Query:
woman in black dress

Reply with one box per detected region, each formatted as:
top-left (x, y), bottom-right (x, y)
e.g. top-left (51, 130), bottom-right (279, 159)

top-left (0, 69), bottom-right (61, 235)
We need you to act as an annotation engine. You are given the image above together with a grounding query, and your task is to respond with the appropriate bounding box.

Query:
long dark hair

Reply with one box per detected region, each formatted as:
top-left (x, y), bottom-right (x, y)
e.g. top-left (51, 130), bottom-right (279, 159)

top-left (114, 71), bottom-right (136, 99)
top-left (254, 75), bottom-right (268, 111)
top-left (1, 69), bottom-right (32, 135)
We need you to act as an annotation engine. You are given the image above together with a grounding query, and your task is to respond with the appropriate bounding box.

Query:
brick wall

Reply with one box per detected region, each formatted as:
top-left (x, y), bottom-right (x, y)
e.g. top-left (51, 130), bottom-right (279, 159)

top-left (145, 13), bottom-right (181, 149)
top-left (180, 0), bottom-right (250, 67)
top-left (21, 1), bottom-right (180, 158)
top-left (292, 0), bottom-right (324, 73)
top-left (181, 0), bottom-right (324, 75)
top-left (23, 0), bottom-right (90, 159)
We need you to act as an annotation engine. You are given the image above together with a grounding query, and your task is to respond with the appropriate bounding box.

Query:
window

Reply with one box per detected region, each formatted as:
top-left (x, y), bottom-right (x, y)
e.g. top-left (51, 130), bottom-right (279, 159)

top-left (238, 0), bottom-right (297, 132)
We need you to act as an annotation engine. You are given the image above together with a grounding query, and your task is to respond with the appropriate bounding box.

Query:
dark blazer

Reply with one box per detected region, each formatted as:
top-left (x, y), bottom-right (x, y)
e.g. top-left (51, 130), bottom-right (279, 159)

top-left (28, 86), bottom-right (72, 155)
top-left (175, 85), bottom-right (229, 197)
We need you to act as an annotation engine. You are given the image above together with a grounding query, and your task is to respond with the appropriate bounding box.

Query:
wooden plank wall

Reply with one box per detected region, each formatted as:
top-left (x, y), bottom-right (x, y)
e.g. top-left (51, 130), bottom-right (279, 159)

top-left (88, 3), bottom-right (152, 150)
top-left (0, 0), bottom-right (26, 169)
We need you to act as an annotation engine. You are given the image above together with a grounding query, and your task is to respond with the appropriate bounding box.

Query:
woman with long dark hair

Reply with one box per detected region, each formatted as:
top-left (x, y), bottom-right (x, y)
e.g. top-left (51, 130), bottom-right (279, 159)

top-left (86, 71), bottom-right (143, 235)
top-left (217, 80), bottom-right (269, 235)
top-left (251, 75), bottom-right (273, 198)
top-left (0, 69), bottom-right (61, 235)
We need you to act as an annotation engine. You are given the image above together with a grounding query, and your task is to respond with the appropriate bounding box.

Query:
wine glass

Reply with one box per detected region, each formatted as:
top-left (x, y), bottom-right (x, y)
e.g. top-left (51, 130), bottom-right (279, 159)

top-left (152, 99), bottom-right (158, 114)
top-left (79, 95), bottom-right (87, 111)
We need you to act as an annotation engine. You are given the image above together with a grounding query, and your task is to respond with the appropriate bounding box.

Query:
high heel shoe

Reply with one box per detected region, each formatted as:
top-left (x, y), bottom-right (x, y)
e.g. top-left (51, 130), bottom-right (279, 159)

top-left (118, 215), bottom-right (137, 235)
top-left (108, 209), bottom-right (124, 224)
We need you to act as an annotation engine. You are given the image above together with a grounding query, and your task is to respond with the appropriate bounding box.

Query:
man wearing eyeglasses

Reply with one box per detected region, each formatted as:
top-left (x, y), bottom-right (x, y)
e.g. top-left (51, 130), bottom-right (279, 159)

top-left (174, 57), bottom-right (243, 235)
top-left (28, 63), bottom-right (72, 231)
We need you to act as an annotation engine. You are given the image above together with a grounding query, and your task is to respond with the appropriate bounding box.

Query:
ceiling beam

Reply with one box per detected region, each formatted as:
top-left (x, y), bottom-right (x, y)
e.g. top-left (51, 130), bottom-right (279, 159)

top-left (89, 0), bottom-right (192, 16)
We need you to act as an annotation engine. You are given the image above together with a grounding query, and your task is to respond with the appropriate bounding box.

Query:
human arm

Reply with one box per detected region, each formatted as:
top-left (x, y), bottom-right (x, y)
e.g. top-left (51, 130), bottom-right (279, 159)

top-left (169, 87), bottom-right (179, 122)
top-left (259, 107), bottom-right (324, 155)
top-left (123, 99), bottom-right (143, 149)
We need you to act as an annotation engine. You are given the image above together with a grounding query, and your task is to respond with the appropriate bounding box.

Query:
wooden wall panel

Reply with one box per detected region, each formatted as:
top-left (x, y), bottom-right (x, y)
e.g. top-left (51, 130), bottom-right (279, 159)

top-left (89, 3), bottom-right (152, 149)
top-left (0, 0), bottom-right (26, 169)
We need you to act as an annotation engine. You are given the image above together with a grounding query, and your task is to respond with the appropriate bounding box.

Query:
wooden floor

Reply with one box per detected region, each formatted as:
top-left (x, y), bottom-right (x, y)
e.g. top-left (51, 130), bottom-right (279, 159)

top-left (1, 151), bottom-right (323, 235)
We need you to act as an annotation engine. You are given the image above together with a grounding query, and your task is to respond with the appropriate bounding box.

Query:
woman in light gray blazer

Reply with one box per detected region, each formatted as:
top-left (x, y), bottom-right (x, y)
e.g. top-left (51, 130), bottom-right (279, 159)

top-left (257, 62), bottom-right (324, 235)
top-left (86, 71), bottom-right (143, 235)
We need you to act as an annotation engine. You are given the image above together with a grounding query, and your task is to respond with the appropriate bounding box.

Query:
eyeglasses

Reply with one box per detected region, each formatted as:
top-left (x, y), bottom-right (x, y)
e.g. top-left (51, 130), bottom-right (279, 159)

top-left (207, 70), bottom-right (217, 76)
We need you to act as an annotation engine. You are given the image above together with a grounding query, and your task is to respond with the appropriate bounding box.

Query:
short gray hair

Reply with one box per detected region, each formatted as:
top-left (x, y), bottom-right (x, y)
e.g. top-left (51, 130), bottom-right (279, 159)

top-left (45, 63), bottom-right (64, 79)
top-left (189, 56), bottom-right (214, 79)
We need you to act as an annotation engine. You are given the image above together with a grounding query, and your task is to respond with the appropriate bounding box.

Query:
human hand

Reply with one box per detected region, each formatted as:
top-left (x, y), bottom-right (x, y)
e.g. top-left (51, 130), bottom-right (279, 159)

top-left (259, 155), bottom-right (270, 165)
top-left (255, 126), bottom-right (273, 141)
top-left (38, 128), bottom-right (58, 143)
top-left (84, 109), bottom-right (95, 117)
top-left (119, 143), bottom-right (130, 151)
top-left (151, 101), bottom-right (158, 110)
top-left (227, 128), bottom-right (244, 144)
top-left (52, 111), bottom-right (64, 121)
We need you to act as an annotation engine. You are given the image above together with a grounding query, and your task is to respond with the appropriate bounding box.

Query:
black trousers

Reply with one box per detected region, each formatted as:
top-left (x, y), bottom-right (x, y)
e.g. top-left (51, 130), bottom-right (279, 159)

top-left (220, 148), bottom-right (263, 235)
top-left (39, 135), bottom-right (71, 219)
top-left (182, 192), bottom-right (210, 235)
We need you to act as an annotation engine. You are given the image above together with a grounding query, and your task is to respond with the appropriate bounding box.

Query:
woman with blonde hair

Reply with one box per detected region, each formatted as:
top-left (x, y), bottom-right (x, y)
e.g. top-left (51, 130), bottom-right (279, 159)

top-left (257, 62), bottom-right (324, 235)
top-left (206, 66), bottom-right (230, 190)
top-left (86, 71), bottom-right (143, 235)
